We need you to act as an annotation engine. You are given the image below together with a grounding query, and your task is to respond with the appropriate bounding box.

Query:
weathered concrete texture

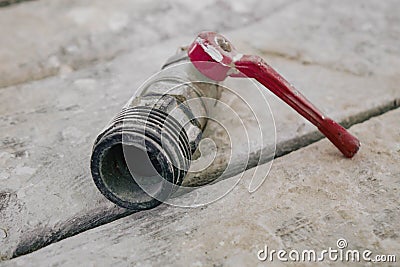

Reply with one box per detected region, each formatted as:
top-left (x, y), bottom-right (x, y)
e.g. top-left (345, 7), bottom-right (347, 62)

top-left (231, 0), bottom-right (400, 78)
top-left (5, 107), bottom-right (400, 267)
top-left (0, 38), bottom-right (397, 261)
top-left (0, 0), bottom-right (399, 262)
top-left (1, 2), bottom-right (400, 262)
top-left (0, 0), bottom-right (291, 88)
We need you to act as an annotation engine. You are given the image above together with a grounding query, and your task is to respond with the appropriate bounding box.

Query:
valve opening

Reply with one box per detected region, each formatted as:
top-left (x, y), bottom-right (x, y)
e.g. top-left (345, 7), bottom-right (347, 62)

top-left (91, 106), bottom-right (193, 210)
top-left (100, 143), bottom-right (165, 205)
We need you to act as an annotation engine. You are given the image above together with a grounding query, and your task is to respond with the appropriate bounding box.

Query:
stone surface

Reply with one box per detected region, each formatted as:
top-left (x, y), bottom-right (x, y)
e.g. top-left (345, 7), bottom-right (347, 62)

top-left (0, 0), bottom-right (399, 263)
top-left (5, 107), bottom-right (400, 267)
top-left (0, 0), bottom-right (32, 8)
top-left (0, 0), bottom-right (291, 88)
top-left (231, 0), bottom-right (400, 78)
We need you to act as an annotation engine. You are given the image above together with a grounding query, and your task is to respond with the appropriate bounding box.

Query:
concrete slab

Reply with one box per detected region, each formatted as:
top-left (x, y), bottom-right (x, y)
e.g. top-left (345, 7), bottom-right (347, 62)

top-left (5, 106), bottom-right (399, 267)
top-left (0, 0), bottom-right (399, 262)
top-left (0, 0), bottom-right (291, 88)
top-left (230, 0), bottom-right (400, 78)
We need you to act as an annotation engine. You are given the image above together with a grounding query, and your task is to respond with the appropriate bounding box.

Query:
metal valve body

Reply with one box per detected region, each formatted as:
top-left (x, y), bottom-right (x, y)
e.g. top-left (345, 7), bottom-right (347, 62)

top-left (91, 51), bottom-right (218, 210)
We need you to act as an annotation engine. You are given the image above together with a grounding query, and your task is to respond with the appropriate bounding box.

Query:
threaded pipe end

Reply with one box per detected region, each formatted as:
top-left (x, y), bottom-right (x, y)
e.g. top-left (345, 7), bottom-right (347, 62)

top-left (91, 106), bottom-right (191, 210)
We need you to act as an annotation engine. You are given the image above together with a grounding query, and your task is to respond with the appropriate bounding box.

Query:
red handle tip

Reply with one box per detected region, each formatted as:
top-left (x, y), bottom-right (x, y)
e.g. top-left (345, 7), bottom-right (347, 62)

top-left (319, 118), bottom-right (360, 158)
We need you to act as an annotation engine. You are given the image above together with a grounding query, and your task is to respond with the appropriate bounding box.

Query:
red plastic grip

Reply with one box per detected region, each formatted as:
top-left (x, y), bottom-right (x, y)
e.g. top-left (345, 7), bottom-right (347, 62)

top-left (188, 32), bottom-right (361, 158)
top-left (318, 118), bottom-right (360, 158)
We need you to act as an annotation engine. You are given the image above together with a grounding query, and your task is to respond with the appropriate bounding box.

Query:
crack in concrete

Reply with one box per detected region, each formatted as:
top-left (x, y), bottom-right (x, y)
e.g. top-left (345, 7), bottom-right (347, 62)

top-left (0, 0), bottom-right (296, 90)
top-left (255, 48), bottom-right (365, 78)
top-left (0, 0), bottom-right (34, 8)
top-left (274, 98), bottom-right (400, 159)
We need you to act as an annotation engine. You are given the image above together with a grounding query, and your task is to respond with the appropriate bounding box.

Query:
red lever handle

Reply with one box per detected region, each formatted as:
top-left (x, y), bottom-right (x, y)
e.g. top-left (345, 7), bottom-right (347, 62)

top-left (188, 32), bottom-right (360, 158)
